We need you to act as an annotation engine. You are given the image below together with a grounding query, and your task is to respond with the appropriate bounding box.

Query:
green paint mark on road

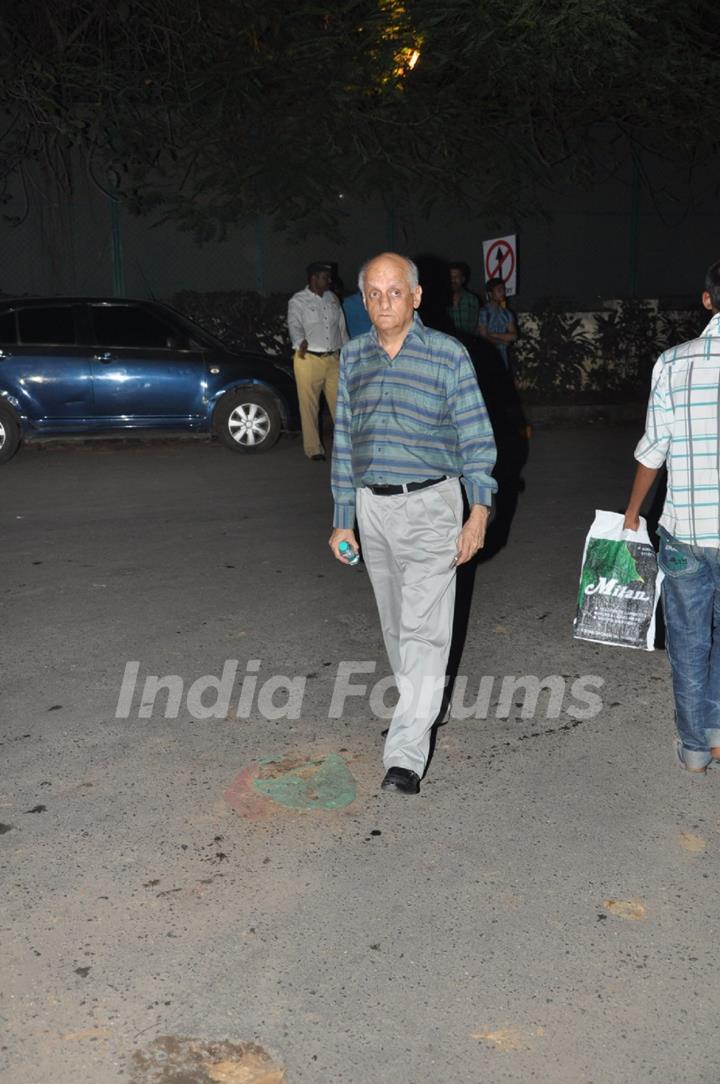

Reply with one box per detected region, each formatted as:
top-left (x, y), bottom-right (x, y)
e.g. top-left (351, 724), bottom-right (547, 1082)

top-left (253, 752), bottom-right (356, 810)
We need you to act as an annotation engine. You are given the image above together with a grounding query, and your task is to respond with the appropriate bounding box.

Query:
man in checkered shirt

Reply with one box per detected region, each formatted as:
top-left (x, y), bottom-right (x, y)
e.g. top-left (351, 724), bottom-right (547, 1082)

top-left (624, 259), bottom-right (720, 772)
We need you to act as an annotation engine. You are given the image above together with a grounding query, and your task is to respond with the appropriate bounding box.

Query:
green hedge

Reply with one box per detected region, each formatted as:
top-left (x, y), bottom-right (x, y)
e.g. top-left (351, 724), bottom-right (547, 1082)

top-left (514, 301), bottom-right (704, 401)
top-left (172, 290), bottom-right (292, 356)
top-left (171, 290), bottom-right (705, 402)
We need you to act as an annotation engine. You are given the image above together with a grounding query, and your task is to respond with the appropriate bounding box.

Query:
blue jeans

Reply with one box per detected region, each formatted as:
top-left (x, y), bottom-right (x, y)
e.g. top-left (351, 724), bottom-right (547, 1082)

top-left (659, 527), bottom-right (720, 769)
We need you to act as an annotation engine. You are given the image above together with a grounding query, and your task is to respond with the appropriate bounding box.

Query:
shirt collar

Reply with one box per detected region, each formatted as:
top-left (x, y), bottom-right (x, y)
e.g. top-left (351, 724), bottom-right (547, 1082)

top-left (703, 312), bottom-right (720, 336)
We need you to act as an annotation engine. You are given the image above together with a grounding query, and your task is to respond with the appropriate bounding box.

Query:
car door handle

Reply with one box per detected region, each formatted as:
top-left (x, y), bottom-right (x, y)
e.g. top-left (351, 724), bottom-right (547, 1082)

top-left (94, 352), bottom-right (114, 363)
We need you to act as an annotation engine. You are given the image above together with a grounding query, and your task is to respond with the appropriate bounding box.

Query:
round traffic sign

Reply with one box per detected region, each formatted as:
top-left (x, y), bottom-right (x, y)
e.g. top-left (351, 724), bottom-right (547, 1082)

top-left (485, 239), bottom-right (515, 284)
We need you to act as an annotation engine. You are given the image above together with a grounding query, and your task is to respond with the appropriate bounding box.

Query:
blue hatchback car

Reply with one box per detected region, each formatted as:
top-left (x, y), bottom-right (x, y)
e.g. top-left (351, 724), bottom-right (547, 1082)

top-left (0, 297), bottom-right (299, 463)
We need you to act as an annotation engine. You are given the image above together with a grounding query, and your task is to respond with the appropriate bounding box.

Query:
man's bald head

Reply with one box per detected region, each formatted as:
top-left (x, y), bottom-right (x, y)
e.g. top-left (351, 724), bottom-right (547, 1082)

top-left (358, 253), bottom-right (419, 294)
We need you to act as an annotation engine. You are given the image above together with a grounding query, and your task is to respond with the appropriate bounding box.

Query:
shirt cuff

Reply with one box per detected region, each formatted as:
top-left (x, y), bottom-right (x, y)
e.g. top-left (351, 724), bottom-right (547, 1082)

top-left (462, 480), bottom-right (496, 508)
top-left (333, 502), bottom-right (356, 529)
top-left (635, 450), bottom-right (666, 469)
top-left (634, 439), bottom-right (668, 469)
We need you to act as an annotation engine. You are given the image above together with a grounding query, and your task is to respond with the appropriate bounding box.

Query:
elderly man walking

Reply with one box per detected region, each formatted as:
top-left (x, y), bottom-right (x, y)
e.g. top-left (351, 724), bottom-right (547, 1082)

top-left (287, 261), bottom-right (348, 460)
top-left (329, 252), bottom-right (497, 794)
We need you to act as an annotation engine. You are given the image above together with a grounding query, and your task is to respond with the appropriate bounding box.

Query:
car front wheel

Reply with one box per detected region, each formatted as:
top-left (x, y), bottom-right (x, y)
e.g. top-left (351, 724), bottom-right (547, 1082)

top-left (214, 389), bottom-right (281, 453)
top-left (0, 401), bottom-right (21, 464)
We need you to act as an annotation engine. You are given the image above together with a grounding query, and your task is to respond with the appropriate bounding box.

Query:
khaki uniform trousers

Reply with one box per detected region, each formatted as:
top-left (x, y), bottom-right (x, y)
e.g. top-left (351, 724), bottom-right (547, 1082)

top-left (293, 350), bottom-right (340, 457)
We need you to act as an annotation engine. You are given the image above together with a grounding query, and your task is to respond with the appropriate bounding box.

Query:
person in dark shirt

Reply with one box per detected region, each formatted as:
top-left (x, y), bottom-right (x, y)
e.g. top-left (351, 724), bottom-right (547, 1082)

top-left (447, 262), bottom-right (481, 336)
top-left (342, 290), bottom-right (372, 339)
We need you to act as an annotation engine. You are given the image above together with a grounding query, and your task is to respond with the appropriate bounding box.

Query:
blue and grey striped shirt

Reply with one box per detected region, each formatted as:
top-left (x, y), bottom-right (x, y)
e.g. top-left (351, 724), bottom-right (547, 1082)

top-left (331, 314), bottom-right (497, 528)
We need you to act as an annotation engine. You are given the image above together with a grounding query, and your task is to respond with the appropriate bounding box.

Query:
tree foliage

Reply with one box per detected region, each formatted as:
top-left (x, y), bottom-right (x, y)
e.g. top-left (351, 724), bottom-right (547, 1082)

top-left (0, 0), bottom-right (718, 237)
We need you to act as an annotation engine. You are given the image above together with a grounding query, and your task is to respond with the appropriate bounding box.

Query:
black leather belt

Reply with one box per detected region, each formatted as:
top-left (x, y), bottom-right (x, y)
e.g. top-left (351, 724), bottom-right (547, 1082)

top-left (368, 476), bottom-right (447, 496)
top-left (306, 349), bottom-right (338, 356)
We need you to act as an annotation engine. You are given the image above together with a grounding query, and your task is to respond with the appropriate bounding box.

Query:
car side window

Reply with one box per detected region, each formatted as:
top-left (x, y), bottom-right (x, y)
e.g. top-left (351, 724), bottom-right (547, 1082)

top-left (17, 307), bottom-right (75, 345)
top-left (90, 306), bottom-right (180, 349)
top-left (0, 312), bottom-right (16, 344)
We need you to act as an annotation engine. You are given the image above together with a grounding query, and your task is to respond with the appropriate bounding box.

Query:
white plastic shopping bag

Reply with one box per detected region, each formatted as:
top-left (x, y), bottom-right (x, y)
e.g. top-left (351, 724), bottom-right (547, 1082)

top-left (573, 510), bottom-right (664, 651)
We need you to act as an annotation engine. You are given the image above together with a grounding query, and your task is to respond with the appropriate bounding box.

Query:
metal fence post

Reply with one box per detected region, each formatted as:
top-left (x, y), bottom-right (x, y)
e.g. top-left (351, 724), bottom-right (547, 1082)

top-left (255, 215), bottom-right (265, 295)
top-left (629, 156), bottom-right (640, 299)
top-left (109, 196), bottom-right (126, 296)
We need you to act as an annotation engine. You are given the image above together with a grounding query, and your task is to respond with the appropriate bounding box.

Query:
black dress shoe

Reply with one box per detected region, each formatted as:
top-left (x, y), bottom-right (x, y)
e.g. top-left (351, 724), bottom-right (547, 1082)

top-left (381, 767), bottom-right (420, 794)
top-left (310, 453), bottom-right (326, 461)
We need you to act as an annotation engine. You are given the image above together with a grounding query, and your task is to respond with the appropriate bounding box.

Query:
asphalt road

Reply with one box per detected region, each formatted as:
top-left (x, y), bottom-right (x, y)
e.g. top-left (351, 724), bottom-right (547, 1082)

top-left (3, 426), bottom-right (719, 1084)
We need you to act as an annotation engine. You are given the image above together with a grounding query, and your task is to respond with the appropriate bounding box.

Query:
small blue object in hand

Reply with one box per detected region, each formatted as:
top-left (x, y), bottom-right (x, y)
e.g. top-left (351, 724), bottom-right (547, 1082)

top-left (338, 541), bottom-right (360, 565)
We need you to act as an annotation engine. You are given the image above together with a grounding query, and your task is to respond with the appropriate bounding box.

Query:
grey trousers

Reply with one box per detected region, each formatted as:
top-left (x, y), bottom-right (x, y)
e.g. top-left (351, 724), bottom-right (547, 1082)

top-left (356, 477), bottom-right (462, 776)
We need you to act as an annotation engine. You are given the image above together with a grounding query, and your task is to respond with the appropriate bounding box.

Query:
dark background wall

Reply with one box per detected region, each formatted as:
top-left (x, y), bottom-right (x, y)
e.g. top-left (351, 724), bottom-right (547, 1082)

top-left (1, 159), bottom-right (716, 306)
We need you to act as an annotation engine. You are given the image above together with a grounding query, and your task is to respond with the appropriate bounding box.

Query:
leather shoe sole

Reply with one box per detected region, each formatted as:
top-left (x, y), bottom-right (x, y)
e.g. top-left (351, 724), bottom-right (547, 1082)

top-left (381, 767), bottom-right (420, 794)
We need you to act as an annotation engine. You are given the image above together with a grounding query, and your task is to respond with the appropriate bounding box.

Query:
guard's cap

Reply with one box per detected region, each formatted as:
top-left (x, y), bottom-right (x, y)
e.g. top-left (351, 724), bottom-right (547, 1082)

top-left (306, 261), bottom-right (332, 277)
